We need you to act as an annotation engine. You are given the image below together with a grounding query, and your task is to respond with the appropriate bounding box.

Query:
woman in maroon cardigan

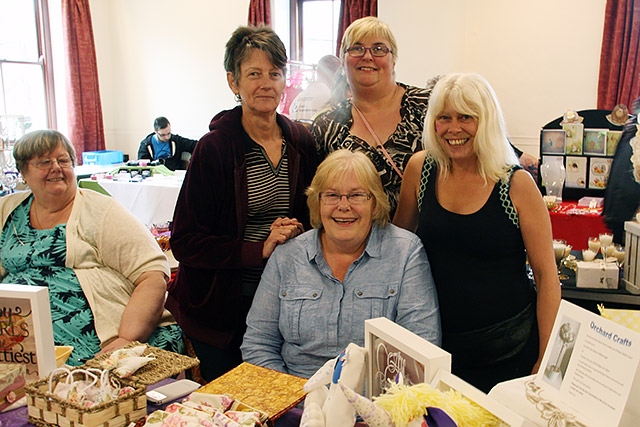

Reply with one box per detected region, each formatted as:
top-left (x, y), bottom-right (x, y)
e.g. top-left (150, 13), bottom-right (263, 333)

top-left (167, 25), bottom-right (319, 382)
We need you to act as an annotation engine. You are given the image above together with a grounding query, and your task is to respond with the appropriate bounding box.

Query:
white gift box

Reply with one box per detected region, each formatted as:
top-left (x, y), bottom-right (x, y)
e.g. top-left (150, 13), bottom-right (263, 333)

top-left (623, 220), bottom-right (640, 294)
top-left (576, 260), bottom-right (619, 289)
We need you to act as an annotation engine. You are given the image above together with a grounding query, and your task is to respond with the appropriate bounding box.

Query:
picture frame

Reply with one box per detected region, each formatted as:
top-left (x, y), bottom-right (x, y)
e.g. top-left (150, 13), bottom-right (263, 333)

top-left (607, 130), bottom-right (623, 156)
top-left (0, 284), bottom-right (56, 381)
top-left (583, 129), bottom-right (608, 156)
top-left (540, 129), bottom-right (566, 154)
top-left (565, 156), bottom-right (587, 188)
top-left (364, 317), bottom-right (450, 399)
top-left (563, 123), bottom-right (584, 155)
top-left (588, 157), bottom-right (613, 189)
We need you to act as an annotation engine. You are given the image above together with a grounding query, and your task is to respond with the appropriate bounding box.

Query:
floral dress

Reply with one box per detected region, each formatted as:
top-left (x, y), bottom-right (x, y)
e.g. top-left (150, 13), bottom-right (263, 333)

top-left (0, 196), bottom-right (183, 365)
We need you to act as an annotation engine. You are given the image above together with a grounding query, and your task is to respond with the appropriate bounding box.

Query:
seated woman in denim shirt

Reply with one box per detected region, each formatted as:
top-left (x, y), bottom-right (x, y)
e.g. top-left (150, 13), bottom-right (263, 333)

top-left (241, 149), bottom-right (441, 378)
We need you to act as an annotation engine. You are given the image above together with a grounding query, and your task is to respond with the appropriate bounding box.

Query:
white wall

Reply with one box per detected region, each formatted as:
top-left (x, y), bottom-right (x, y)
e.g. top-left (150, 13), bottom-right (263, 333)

top-left (90, 0), bottom-right (250, 157)
top-left (382, 0), bottom-right (607, 155)
top-left (90, 0), bottom-right (606, 159)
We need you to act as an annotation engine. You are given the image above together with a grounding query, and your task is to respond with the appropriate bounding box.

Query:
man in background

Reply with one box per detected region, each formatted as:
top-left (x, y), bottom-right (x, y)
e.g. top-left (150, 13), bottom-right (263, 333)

top-left (137, 116), bottom-right (198, 170)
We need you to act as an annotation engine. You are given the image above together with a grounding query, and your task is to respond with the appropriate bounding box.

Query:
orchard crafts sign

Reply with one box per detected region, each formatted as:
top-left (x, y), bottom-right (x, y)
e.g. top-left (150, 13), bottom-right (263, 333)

top-left (0, 284), bottom-right (56, 381)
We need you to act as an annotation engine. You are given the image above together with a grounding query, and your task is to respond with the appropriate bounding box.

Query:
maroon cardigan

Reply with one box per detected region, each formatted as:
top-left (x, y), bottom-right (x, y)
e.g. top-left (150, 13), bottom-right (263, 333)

top-left (166, 106), bottom-right (319, 348)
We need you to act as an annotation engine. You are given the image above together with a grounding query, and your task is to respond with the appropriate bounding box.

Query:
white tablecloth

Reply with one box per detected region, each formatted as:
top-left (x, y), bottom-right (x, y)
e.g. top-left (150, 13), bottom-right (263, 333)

top-left (95, 175), bottom-right (183, 227)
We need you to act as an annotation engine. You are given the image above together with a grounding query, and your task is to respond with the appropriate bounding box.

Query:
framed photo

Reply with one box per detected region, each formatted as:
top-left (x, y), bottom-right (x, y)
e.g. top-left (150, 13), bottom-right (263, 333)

top-left (563, 123), bottom-right (584, 155)
top-left (588, 158), bottom-right (613, 189)
top-left (583, 129), bottom-right (608, 156)
top-left (541, 130), bottom-right (566, 154)
top-left (431, 369), bottom-right (528, 426)
top-left (607, 130), bottom-right (623, 156)
top-left (364, 317), bottom-right (450, 398)
top-left (565, 156), bottom-right (587, 188)
top-left (0, 284), bottom-right (56, 381)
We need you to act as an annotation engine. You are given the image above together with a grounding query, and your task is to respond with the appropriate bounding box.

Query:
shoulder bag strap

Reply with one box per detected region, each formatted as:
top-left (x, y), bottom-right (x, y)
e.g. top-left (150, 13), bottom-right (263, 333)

top-left (352, 103), bottom-right (404, 179)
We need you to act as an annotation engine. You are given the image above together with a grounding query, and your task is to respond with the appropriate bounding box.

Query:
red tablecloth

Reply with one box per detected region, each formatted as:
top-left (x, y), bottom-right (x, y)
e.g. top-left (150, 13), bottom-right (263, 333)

top-left (549, 202), bottom-right (611, 250)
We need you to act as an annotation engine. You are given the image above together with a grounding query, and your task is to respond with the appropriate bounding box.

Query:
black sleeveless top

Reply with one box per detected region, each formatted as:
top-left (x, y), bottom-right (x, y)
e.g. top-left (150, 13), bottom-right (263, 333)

top-left (416, 157), bottom-right (535, 335)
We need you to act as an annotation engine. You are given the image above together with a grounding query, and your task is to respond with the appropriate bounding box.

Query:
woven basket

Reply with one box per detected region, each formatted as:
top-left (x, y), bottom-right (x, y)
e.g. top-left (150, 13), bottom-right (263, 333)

top-left (85, 341), bottom-right (199, 385)
top-left (25, 370), bottom-right (146, 427)
top-left (26, 342), bottom-right (199, 427)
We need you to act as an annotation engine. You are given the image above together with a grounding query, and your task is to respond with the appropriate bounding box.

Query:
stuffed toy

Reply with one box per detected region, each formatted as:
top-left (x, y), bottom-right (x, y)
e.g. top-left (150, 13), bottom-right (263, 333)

top-left (300, 343), bottom-right (367, 427)
top-left (339, 380), bottom-right (503, 427)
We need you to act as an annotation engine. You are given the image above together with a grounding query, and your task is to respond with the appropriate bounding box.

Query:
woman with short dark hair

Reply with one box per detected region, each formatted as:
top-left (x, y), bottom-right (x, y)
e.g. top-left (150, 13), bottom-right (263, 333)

top-left (167, 25), bottom-right (319, 381)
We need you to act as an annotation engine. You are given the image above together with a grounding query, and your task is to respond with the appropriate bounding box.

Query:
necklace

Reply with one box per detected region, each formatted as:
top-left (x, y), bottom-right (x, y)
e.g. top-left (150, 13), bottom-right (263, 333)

top-left (12, 220), bottom-right (25, 246)
top-left (31, 204), bottom-right (41, 229)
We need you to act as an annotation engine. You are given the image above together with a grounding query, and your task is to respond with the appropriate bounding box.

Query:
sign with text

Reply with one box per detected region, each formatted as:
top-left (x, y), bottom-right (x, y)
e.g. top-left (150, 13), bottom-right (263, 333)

top-left (0, 284), bottom-right (56, 381)
top-left (535, 300), bottom-right (640, 426)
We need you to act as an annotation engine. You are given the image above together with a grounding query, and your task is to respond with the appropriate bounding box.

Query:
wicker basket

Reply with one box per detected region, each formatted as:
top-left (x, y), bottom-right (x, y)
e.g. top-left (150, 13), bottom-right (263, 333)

top-left (25, 342), bottom-right (199, 427)
top-left (25, 370), bottom-right (146, 427)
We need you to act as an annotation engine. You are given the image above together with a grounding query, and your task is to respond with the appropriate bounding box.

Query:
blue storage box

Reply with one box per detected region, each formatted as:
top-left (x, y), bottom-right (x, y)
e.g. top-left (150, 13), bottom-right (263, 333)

top-left (82, 150), bottom-right (124, 165)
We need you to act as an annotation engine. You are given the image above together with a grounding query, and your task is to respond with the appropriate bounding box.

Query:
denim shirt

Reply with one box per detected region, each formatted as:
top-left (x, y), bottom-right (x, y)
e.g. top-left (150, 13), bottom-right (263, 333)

top-left (241, 223), bottom-right (442, 379)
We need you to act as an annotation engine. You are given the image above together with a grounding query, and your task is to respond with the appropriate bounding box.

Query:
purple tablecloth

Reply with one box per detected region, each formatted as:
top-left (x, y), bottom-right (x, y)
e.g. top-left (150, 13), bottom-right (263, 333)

top-left (0, 379), bottom-right (173, 427)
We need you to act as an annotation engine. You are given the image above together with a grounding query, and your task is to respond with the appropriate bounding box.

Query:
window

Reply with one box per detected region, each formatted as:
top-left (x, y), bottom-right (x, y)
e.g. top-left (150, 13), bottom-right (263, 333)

top-left (0, 0), bottom-right (55, 142)
top-left (274, 0), bottom-right (341, 65)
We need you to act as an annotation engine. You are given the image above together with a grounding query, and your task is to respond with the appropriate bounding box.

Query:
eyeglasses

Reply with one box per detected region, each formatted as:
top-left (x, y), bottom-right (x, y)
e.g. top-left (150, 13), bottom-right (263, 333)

top-left (157, 132), bottom-right (171, 138)
top-left (320, 192), bottom-right (372, 205)
top-left (346, 45), bottom-right (392, 58)
top-left (30, 157), bottom-right (73, 170)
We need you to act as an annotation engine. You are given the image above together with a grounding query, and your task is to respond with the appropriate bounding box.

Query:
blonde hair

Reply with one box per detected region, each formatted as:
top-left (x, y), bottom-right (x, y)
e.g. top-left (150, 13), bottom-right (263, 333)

top-left (340, 16), bottom-right (398, 62)
top-left (422, 73), bottom-right (519, 183)
top-left (306, 150), bottom-right (390, 229)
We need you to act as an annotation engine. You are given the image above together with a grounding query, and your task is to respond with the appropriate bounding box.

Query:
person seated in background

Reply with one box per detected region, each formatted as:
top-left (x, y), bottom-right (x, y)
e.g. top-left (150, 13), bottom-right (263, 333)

top-left (241, 149), bottom-right (441, 379)
top-left (289, 54), bottom-right (342, 126)
top-left (603, 97), bottom-right (640, 245)
top-left (394, 73), bottom-right (560, 393)
top-left (0, 130), bottom-right (183, 365)
top-left (137, 116), bottom-right (198, 170)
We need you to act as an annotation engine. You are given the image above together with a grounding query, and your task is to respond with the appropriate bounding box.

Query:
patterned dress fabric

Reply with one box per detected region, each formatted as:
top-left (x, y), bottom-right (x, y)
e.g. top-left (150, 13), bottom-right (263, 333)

top-left (311, 83), bottom-right (431, 216)
top-left (0, 196), bottom-right (183, 365)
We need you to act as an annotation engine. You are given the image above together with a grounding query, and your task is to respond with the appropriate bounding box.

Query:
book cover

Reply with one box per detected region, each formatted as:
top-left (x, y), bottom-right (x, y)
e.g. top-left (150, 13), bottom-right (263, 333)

top-left (197, 362), bottom-right (307, 421)
top-left (0, 285), bottom-right (56, 382)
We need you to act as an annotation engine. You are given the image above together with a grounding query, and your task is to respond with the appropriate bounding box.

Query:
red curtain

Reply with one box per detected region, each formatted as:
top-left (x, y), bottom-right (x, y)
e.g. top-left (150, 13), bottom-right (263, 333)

top-left (61, 0), bottom-right (105, 161)
top-left (248, 0), bottom-right (271, 26)
top-left (597, 0), bottom-right (640, 109)
top-left (335, 0), bottom-right (377, 55)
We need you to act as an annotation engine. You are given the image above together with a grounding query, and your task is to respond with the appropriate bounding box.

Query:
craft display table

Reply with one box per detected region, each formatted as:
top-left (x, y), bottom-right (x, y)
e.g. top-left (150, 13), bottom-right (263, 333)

top-left (549, 201), bottom-right (611, 250)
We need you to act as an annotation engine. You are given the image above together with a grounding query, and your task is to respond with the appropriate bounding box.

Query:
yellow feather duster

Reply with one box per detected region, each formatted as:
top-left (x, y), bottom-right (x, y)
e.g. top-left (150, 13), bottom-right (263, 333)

top-left (373, 382), bottom-right (502, 427)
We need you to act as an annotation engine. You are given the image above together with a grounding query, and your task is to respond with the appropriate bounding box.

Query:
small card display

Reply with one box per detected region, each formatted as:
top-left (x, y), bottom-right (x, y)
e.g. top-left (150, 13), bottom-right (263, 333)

top-left (541, 129), bottom-right (566, 154)
top-left (583, 129), bottom-right (608, 155)
top-left (565, 156), bottom-right (587, 188)
top-left (563, 123), bottom-right (584, 155)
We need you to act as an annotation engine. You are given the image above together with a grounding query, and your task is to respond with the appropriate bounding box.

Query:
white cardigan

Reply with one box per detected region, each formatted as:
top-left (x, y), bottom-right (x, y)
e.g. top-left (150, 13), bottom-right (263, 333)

top-left (0, 188), bottom-right (174, 346)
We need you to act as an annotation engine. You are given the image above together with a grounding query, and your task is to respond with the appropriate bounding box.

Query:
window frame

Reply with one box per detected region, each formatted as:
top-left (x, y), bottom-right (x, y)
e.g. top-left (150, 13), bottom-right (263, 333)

top-left (0, 0), bottom-right (56, 131)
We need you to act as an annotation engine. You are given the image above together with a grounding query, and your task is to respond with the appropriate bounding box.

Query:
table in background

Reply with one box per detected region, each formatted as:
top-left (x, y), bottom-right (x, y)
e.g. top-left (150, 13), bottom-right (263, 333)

top-left (549, 201), bottom-right (610, 250)
top-left (78, 175), bottom-right (183, 227)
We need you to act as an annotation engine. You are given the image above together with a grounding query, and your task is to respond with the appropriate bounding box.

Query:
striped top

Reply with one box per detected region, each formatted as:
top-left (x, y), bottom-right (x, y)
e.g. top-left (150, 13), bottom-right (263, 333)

top-left (242, 138), bottom-right (290, 295)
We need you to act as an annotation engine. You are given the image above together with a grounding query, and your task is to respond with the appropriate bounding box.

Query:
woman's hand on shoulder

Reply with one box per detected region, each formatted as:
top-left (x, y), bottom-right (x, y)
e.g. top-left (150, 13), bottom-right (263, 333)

top-left (263, 217), bottom-right (304, 259)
